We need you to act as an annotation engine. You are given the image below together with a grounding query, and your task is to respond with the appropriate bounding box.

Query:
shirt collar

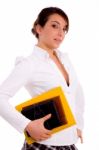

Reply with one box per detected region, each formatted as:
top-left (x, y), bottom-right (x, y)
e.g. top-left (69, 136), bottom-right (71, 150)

top-left (32, 45), bottom-right (62, 59)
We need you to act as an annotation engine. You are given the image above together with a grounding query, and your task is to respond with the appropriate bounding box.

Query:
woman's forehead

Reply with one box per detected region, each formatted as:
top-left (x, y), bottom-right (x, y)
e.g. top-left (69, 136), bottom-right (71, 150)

top-left (47, 14), bottom-right (68, 26)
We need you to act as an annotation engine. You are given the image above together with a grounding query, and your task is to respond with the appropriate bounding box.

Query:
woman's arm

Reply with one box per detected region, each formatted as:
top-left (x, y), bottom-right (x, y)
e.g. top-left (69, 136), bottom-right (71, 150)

top-left (0, 58), bottom-right (31, 133)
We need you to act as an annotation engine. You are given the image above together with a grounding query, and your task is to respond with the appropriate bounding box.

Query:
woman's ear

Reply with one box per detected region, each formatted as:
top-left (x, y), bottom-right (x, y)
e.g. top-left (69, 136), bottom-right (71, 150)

top-left (35, 24), bottom-right (43, 36)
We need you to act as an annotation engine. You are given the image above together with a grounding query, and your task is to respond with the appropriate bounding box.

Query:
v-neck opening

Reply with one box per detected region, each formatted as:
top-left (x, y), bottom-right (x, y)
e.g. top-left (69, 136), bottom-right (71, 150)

top-left (49, 58), bottom-right (70, 88)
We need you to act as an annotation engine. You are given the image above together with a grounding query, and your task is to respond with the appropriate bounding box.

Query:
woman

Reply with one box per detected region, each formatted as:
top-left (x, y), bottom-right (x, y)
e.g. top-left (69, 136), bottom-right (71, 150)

top-left (0, 7), bottom-right (84, 150)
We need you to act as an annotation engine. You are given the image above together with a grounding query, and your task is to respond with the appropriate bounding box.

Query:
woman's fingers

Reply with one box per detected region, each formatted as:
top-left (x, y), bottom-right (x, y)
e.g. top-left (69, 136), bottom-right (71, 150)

top-left (77, 128), bottom-right (83, 143)
top-left (25, 114), bottom-right (52, 141)
top-left (42, 114), bottom-right (52, 122)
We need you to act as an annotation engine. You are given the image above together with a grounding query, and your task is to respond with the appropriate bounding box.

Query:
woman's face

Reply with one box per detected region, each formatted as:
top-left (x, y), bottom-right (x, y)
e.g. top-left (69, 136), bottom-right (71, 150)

top-left (37, 14), bottom-right (68, 50)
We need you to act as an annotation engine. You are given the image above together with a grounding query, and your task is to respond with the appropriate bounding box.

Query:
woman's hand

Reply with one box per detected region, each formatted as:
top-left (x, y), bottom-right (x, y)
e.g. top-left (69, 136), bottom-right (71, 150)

top-left (25, 114), bottom-right (52, 141)
top-left (77, 128), bottom-right (83, 143)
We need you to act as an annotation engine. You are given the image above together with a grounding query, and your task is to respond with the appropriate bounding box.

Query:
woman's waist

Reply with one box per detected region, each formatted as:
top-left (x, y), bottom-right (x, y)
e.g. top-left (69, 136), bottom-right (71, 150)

top-left (35, 126), bottom-right (78, 146)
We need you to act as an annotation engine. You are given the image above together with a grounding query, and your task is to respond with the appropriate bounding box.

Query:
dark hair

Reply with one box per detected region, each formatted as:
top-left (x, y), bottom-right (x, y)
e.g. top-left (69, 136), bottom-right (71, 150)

top-left (31, 7), bottom-right (69, 38)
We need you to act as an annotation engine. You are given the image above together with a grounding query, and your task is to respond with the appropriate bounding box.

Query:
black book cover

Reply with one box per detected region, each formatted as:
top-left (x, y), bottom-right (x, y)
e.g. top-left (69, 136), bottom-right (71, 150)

top-left (21, 99), bottom-right (63, 130)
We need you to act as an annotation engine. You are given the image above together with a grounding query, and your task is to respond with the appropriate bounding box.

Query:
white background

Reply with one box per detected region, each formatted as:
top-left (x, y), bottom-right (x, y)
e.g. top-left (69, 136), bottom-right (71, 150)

top-left (0, 0), bottom-right (99, 149)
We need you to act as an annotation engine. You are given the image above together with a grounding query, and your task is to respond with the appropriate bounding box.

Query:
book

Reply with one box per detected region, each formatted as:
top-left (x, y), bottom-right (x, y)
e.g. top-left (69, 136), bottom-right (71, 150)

top-left (16, 86), bottom-right (76, 144)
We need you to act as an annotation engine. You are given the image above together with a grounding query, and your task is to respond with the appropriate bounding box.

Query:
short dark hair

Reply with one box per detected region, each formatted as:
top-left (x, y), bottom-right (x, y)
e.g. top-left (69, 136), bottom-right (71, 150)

top-left (31, 7), bottom-right (69, 38)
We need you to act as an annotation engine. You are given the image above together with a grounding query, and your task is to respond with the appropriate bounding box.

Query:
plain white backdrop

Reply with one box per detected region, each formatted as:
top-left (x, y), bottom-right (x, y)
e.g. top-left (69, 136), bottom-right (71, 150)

top-left (0, 0), bottom-right (99, 149)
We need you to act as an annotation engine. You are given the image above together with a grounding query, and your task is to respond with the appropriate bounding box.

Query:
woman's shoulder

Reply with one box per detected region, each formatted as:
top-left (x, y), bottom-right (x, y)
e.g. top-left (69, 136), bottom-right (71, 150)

top-left (15, 56), bottom-right (27, 66)
top-left (14, 54), bottom-right (38, 73)
top-left (14, 55), bottom-right (33, 71)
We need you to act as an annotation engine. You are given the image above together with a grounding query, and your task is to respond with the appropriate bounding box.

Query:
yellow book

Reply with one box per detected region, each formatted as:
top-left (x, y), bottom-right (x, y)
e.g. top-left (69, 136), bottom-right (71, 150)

top-left (16, 86), bottom-right (76, 144)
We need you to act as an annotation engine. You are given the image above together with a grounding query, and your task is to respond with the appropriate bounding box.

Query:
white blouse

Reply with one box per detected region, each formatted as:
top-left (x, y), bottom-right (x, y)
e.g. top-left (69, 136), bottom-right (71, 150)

top-left (0, 45), bottom-right (84, 145)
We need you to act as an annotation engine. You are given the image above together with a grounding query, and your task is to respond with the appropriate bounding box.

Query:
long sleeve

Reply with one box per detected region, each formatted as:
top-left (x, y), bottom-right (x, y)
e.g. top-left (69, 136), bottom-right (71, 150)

top-left (75, 83), bottom-right (85, 130)
top-left (0, 58), bottom-right (32, 133)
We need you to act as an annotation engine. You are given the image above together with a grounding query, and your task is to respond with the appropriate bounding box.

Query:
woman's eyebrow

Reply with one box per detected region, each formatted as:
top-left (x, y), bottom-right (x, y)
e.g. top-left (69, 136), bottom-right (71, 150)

top-left (51, 21), bottom-right (67, 28)
top-left (51, 21), bottom-right (60, 24)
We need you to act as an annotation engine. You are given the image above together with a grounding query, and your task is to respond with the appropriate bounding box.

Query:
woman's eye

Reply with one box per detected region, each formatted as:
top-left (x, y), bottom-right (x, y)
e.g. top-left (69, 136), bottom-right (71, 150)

top-left (52, 24), bottom-right (58, 29)
top-left (51, 24), bottom-right (67, 34)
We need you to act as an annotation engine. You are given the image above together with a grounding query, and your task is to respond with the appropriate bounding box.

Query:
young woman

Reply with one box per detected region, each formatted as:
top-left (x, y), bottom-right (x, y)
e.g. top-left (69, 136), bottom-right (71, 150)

top-left (0, 7), bottom-right (84, 150)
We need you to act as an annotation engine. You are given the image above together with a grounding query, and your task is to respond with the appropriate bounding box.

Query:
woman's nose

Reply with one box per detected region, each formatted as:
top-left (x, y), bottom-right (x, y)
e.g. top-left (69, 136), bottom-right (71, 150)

top-left (58, 28), bottom-right (64, 37)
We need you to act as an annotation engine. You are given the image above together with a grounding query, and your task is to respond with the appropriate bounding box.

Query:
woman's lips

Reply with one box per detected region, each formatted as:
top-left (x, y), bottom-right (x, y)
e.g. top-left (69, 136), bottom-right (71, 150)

top-left (54, 38), bottom-right (62, 43)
